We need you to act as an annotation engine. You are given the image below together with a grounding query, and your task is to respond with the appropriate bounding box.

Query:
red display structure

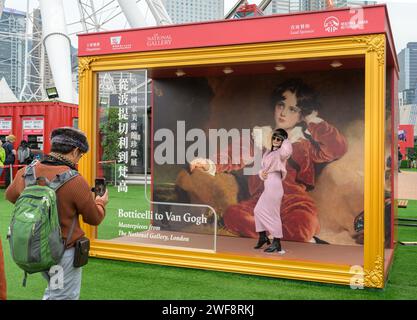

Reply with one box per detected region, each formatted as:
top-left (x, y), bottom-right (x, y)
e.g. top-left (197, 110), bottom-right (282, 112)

top-left (398, 124), bottom-right (414, 158)
top-left (0, 101), bottom-right (78, 184)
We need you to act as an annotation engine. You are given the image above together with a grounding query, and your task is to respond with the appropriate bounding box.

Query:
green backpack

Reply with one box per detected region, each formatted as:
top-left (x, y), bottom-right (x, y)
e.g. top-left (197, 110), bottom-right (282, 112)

top-left (7, 161), bottom-right (79, 286)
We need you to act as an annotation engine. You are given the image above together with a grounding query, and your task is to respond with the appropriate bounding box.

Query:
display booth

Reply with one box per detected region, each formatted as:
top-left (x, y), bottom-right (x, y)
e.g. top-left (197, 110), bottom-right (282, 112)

top-left (0, 101), bottom-right (78, 184)
top-left (78, 4), bottom-right (398, 288)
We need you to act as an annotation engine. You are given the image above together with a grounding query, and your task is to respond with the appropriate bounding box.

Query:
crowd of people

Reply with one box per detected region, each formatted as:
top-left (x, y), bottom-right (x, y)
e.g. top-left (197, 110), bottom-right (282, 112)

top-left (0, 136), bottom-right (35, 189)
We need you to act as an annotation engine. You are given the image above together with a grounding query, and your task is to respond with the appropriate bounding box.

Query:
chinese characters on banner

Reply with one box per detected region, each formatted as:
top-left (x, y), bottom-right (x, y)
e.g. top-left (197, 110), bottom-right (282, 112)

top-left (114, 74), bottom-right (145, 193)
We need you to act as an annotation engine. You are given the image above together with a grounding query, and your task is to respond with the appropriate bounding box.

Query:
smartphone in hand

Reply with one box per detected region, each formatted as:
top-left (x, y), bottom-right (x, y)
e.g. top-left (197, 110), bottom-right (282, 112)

top-left (94, 178), bottom-right (106, 197)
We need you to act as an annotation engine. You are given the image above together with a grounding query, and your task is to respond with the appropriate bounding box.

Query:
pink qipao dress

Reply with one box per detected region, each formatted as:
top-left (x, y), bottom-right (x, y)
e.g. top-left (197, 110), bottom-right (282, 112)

top-left (254, 139), bottom-right (293, 238)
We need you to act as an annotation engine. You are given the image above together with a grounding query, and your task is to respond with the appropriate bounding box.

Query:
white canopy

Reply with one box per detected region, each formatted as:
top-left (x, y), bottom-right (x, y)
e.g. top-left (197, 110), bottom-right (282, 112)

top-left (0, 77), bottom-right (19, 103)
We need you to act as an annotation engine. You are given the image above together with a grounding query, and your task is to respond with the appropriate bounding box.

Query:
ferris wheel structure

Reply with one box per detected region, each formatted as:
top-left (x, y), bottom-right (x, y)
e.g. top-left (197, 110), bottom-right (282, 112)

top-left (15, 0), bottom-right (171, 104)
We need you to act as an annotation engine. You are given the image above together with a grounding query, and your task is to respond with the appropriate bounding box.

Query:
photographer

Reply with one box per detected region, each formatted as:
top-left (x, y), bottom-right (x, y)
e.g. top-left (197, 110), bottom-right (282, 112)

top-left (5, 127), bottom-right (108, 300)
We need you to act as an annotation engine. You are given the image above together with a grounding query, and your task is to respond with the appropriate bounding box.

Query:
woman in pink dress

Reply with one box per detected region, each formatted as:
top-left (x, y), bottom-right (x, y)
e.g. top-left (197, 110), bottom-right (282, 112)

top-left (254, 128), bottom-right (292, 253)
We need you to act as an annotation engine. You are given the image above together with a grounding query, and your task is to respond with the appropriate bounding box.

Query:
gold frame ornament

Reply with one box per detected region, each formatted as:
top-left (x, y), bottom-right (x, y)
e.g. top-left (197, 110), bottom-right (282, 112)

top-left (78, 34), bottom-right (387, 288)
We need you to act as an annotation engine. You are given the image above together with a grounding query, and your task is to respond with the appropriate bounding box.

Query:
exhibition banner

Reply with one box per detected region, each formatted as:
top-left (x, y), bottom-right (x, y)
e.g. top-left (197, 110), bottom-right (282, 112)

top-left (79, 6), bottom-right (387, 57)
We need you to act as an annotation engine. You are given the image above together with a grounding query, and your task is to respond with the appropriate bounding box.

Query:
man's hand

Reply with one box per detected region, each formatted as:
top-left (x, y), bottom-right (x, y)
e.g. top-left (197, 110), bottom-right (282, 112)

top-left (190, 159), bottom-right (210, 172)
top-left (304, 110), bottom-right (322, 124)
top-left (96, 189), bottom-right (109, 207)
top-left (190, 161), bottom-right (210, 172)
top-left (189, 158), bottom-right (216, 176)
top-left (261, 171), bottom-right (268, 180)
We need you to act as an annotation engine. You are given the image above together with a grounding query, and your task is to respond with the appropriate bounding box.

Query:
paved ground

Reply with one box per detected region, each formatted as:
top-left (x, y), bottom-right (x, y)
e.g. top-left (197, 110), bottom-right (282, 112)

top-left (398, 171), bottom-right (417, 200)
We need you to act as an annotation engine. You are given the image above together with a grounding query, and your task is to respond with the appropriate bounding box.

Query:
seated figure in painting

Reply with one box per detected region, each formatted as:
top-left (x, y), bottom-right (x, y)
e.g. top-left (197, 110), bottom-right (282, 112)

top-left (178, 79), bottom-right (348, 243)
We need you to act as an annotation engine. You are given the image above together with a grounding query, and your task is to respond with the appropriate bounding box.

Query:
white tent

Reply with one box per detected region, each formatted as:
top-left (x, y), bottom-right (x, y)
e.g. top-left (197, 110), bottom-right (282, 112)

top-left (0, 0), bottom-right (4, 19)
top-left (0, 77), bottom-right (19, 103)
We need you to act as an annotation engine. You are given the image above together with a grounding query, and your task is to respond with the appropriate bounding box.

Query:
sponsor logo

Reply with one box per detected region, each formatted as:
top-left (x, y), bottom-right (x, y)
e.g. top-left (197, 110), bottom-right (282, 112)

top-left (146, 33), bottom-right (172, 47)
top-left (324, 16), bottom-right (340, 33)
top-left (86, 42), bottom-right (101, 52)
top-left (110, 36), bottom-right (122, 45)
top-left (110, 35), bottom-right (132, 50)
top-left (290, 23), bottom-right (315, 36)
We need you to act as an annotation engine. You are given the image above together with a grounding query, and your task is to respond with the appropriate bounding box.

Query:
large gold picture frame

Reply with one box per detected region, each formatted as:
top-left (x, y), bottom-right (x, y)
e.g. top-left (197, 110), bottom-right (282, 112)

top-left (78, 34), bottom-right (387, 288)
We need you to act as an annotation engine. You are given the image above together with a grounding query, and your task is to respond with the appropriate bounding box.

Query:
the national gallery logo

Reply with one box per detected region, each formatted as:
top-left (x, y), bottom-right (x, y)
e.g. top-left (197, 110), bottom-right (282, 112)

top-left (146, 33), bottom-right (172, 47)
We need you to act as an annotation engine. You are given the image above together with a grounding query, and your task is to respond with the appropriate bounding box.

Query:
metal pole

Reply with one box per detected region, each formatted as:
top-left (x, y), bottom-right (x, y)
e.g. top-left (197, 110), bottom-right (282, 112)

top-left (19, 0), bottom-right (31, 101)
top-left (114, 160), bottom-right (117, 186)
top-left (39, 0), bottom-right (74, 103)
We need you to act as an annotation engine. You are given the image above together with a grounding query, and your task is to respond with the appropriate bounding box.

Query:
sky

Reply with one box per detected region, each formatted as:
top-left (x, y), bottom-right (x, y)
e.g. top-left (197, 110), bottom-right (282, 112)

top-left (3, 0), bottom-right (417, 52)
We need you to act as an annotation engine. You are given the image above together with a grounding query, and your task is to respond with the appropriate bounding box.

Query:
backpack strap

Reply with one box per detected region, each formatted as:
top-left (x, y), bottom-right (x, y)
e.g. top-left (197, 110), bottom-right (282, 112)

top-left (49, 169), bottom-right (80, 246)
top-left (49, 169), bottom-right (79, 191)
top-left (22, 160), bottom-right (40, 187)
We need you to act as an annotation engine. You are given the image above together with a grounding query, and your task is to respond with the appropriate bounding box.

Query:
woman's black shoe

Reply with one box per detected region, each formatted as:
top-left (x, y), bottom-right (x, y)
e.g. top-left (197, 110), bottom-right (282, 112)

top-left (254, 231), bottom-right (270, 249)
top-left (264, 238), bottom-right (283, 253)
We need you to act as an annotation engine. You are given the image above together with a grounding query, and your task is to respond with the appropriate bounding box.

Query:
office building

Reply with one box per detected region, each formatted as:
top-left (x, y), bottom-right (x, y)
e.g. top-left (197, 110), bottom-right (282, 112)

top-left (398, 42), bottom-right (417, 93)
top-left (162, 0), bottom-right (224, 24)
top-left (0, 8), bottom-right (26, 98)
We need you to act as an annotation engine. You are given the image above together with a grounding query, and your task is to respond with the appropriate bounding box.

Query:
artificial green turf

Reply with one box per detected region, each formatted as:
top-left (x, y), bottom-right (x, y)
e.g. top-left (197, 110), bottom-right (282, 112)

top-left (397, 200), bottom-right (417, 242)
top-left (398, 228), bottom-right (417, 242)
top-left (398, 200), bottom-right (417, 219)
top-left (1, 189), bottom-right (417, 300)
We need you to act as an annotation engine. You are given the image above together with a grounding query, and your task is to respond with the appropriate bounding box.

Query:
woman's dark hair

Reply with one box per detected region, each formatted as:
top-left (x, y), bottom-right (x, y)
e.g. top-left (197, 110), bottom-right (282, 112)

top-left (272, 128), bottom-right (288, 140)
top-left (19, 140), bottom-right (28, 148)
top-left (271, 78), bottom-right (319, 116)
top-left (50, 127), bottom-right (89, 154)
top-left (271, 128), bottom-right (288, 151)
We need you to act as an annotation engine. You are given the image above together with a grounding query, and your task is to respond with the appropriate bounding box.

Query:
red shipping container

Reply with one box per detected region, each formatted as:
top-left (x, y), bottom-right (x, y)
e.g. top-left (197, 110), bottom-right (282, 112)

top-left (0, 101), bottom-right (78, 185)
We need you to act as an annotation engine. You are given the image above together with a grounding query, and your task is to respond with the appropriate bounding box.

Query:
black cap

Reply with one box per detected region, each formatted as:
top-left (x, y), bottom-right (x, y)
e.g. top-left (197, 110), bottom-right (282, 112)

top-left (51, 127), bottom-right (89, 153)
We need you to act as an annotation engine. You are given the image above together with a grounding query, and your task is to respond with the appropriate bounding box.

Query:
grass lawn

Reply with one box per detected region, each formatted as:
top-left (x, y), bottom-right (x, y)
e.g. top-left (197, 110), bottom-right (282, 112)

top-left (398, 200), bottom-right (417, 219)
top-left (1, 189), bottom-right (417, 300)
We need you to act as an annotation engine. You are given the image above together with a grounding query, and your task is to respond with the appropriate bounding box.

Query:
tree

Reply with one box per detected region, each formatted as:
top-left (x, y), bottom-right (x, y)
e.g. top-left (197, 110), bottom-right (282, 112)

top-left (101, 107), bottom-right (121, 161)
top-left (100, 107), bottom-right (122, 182)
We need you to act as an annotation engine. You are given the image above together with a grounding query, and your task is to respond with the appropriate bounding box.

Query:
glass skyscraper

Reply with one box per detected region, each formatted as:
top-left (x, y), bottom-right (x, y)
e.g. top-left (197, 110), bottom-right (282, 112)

top-left (399, 43), bottom-right (417, 93)
top-left (161, 0), bottom-right (224, 24)
top-left (398, 43), bottom-right (417, 107)
top-left (0, 8), bottom-right (26, 98)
